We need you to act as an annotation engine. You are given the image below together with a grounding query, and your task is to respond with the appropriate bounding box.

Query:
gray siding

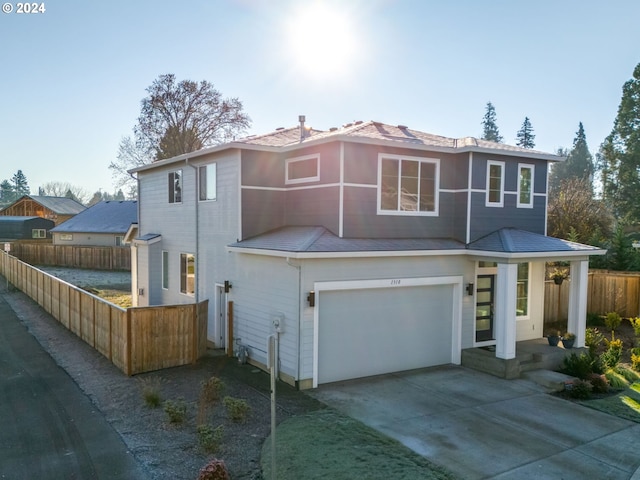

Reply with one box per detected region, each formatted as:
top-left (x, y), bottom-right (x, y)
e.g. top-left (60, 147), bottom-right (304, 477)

top-left (53, 232), bottom-right (123, 246)
top-left (241, 189), bottom-right (285, 239)
top-left (284, 187), bottom-right (340, 235)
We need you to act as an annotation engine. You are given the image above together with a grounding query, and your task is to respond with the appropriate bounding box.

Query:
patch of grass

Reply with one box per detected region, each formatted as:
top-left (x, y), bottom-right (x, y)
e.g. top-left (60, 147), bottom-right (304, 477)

top-left (261, 409), bottom-right (455, 480)
top-left (139, 376), bottom-right (163, 408)
top-left (97, 289), bottom-right (132, 308)
top-left (581, 382), bottom-right (640, 423)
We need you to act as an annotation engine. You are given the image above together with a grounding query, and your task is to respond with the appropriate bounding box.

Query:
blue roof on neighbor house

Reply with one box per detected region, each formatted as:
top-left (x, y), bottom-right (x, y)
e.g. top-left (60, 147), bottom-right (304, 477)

top-left (467, 228), bottom-right (601, 253)
top-left (50, 201), bottom-right (138, 234)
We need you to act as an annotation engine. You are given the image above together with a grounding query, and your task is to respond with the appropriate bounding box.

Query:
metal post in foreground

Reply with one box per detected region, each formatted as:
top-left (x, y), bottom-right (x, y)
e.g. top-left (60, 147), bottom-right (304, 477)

top-left (267, 334), bottom-right (277, 480)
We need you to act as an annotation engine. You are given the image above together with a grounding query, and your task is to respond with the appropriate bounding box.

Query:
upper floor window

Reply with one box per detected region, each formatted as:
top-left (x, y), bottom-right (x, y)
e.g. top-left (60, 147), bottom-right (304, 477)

top-left (168, 170), bottom-right (182, 204)
top-left (378, 154), bottom-right (439, 215)
top-left (285, 154), bottom-right (320, 184)
top-left (199, 163), bottom-right (217, 201)
top-left (180, 252), bottom-right (195, 296)
top-left (486, 160), bottom-right (504, 207)
top-left (517, 164), bottom-right (534, 208)
top-left (32, 229), bottom-right (46, 239)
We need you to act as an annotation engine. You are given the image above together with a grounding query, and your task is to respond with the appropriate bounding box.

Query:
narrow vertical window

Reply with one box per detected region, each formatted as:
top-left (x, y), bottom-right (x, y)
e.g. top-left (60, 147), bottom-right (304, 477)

top-left (517, 263), bottom-right (529, 316)
top-left (162, 250), bottom-right (169, 290)
top-left (180, 253), bottom-right (195, 296)
top-left (168, 170), bottom-right (182, 204)
top-left (199, 163), bottom-right (217, 201)
top-left (486, 161), bottom-right (504, 207)
top-left (517, 164), bottom-right (534, 208)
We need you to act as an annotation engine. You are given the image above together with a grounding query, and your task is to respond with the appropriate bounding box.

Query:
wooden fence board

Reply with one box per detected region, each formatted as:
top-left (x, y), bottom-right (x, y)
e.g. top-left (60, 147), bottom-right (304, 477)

top-left (80, 294), bottom-right (96, 346)
top-left (7, 243), bottom-right (131, 271)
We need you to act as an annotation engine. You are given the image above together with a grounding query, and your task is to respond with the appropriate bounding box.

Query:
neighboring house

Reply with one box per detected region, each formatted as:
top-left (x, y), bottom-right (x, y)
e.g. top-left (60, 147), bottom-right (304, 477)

top-left (130, 117), bottom-right (604, 389)
top-left (0, 195), bottom-right (86, 226)
top-left (50, 200), bottom-right (138, 247)
top-left (0, 216), bottom-right (55, 241)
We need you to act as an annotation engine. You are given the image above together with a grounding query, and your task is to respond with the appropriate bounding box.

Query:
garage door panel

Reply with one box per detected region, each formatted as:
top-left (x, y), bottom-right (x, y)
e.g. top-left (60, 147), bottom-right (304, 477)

top-left (318, 285), bottom-right (453, 384)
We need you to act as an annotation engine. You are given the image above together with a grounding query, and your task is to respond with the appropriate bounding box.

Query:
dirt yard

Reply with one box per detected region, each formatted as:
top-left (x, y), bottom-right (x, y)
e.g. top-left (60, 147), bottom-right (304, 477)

top-left (1, 272), bottom-right (323, 479)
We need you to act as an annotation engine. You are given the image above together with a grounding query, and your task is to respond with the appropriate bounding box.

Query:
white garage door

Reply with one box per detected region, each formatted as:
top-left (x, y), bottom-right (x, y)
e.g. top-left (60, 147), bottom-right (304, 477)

top-left (317, 284), bottom-right (454, 384)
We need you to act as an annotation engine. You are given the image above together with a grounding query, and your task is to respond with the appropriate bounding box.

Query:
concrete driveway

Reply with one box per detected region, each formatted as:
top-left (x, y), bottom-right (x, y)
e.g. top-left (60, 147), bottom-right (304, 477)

top-left (309, 365), bottom-right (640, 479)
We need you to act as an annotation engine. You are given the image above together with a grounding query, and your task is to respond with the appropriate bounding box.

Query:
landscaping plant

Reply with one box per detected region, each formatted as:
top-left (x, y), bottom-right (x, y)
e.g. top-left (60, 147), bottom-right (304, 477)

top-left (196, 424), bottom-right (224, 453)
top-left (567, 379), bottom-right (593, 400)
top-left (163, 398), bottom-right (187, 424)
top-left (223, 396), bottom-right (251, 423)
top-left (600, 333), bottom-right (623, 369)
top-left (604, 312), bottom-right (622, 332)
top-left (200, 376), bottom-right (225, 405)
top-left (139, 376), bottom-right (163, 408)
top-left (585, 327), bottom-right (604, 357)
top-left (197, 458), bottom-right (230, 480)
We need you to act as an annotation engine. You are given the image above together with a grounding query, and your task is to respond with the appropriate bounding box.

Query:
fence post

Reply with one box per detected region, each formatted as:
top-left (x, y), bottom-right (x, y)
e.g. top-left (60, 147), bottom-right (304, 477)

top-left (126, 308), bottom-right (132, 376)
top-left (192, 303), bottom-right (198, 364)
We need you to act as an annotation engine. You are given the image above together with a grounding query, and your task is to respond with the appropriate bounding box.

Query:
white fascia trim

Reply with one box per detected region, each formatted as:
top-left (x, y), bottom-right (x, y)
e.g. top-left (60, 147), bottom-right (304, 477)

top-left (312, 275), bottom-right (463, 388)
top-left (339, 142), bottom-right (344, 238)
top-left (241, 183), bottom-right (340, 192)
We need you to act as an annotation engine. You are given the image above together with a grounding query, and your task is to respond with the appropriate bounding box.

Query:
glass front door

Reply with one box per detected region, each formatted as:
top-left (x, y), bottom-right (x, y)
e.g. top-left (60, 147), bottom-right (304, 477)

top-left (476, 274), bottom-right (495, 342)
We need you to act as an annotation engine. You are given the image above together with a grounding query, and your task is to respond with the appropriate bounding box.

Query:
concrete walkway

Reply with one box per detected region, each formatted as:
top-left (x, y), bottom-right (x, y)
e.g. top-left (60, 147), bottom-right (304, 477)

top-left (0, 293), bottom-right (148, 479)
top-left (309, 365), bottom-right (640, 479)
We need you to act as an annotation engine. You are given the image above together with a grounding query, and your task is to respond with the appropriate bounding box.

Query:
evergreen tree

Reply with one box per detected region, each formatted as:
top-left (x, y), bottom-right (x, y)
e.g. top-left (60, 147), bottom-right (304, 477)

top-left (481, 102), bottom-right (503, 142)
top-left (0, 179), bottom-right (14, 205)
top-left (550, 122), bottom-right (594, 193)
top-left (599, 62), bottom-right (640, 222)
top-left (11, 170), bottom-right (30, 198)
top-left (516, 117), bottom-right (536, 149)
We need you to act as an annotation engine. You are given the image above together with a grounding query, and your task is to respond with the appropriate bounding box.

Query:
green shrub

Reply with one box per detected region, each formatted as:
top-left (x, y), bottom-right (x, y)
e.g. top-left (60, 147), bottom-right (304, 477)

top-left (585, 328), bottom-right (604, 357)
top-left (139, 377), bottom-right (162, 408)
top-left (567, 379), bottom-right (592, 400)
top-left (197, 458), bottom-right (230, 480)
top-left (223, 396), bottom-right (251, 423)
top-left (163, 399), bottom-right (187, 424)
top-left (630, 317), bottom-right (640, 337)
top-left (604, 368), bottom-right (629, 389)
top-left (200, 376), bottom-right (225, 405)
top-left (586, 312), bottom-right (604, 327)
top-left (632, 351), bottom-right (640, 372)
top-left (600, 334), bottom-right (623, 369)
top-left (616, 366), bottom-right (640, 383)
top-left (197, 424), bottom-right (224, 453)
top-left (561, 353), bottom-right (596, 380)
top-left (589, 373), bottom-right (609, 394)
top-left (604, 312), bottom-right (622, 331)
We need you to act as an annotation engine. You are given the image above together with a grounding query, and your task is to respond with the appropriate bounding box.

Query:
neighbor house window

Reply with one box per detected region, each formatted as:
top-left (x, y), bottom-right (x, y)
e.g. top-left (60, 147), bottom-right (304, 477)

top-left (168, 170), bottom-right (182, 203)
top-left (115, 236), bottom-right (124, 246)
top-left (180, 253), bottom-right (195, 296)
top-left (285, 154), bottom-right (320, 184)
top-left (378, 154), bottom-right (439, 215)
top-left (517, 164), bottom-right (534, 208)
top-left (199, 163), bottom-right (217, 201)
top-left (517, 263), bottom-right (529, 317)
top-left (32, 229), bottom-right (46, 239)
top-left (162, 250), bottom-right (169, 290)
top-left (60, 234), bottom-right (73, 241)
top-left (486, 160), bottom-right (504, 207)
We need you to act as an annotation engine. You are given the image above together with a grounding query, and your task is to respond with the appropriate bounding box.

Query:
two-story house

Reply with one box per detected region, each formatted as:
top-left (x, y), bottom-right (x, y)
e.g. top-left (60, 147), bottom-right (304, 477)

top-left (131, 117), bottom-right (603, 389)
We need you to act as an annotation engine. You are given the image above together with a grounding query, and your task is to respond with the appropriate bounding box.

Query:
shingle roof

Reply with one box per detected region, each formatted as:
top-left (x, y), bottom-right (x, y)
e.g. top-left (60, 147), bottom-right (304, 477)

top-left (50, 201), bottom-right (137, 234)
top-left (27, 196), bottom-right (86, 215)
top-left (467, 228), bottom-right (601, 253)
top-left (229, 226), bottom-right (464, 253)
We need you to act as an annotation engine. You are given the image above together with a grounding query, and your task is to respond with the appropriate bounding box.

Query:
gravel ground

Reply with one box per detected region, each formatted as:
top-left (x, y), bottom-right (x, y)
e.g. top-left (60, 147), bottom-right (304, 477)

top-left (1, 271), bottom-right (324, 479)
top-left (37, 266), bottom-right (132, 291)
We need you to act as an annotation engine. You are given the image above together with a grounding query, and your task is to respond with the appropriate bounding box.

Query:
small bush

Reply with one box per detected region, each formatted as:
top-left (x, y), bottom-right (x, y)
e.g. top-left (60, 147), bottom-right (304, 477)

top-left (630, 317), bottom-right (640, 337)
top-left (197, 424), bottom-right (224, 453)
top-left (600, 334), bottom-right (623, 369)
top-left (163, 399), bottom-right (187, 424)
top-left (139, 377), bottom-right (162, 408)
top-left (567, 379), bottom-right (592, 400)
top-left (585, 327), bottom-right (604, 357)
top-left (604, 368), bottom-right (629, 389)
top-left (588, 373), bottom-right (609, 394)
top-left (604, 312), bottom-right (622, 331)
top-left (223, 396), bottom-right (251, 423)
top-left (632, 351), bottom-right (640, 372)
top-left (561, 353), bottom-right (595, 380)
top-left (197, 458), bottom-right (230, 480)
top-left (200, 376), bottom-right (225, 405)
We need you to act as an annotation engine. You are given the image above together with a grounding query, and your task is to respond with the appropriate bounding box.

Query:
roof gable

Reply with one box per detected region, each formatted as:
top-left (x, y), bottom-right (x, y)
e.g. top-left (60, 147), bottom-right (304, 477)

top-left (26, 195), bottom-right (86, 214)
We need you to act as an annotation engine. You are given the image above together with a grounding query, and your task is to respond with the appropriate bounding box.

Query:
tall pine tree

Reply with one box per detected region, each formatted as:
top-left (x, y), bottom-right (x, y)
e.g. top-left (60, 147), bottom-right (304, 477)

top-left (10, 170), bottom-right (29, 198)
top-left (600, 62), bottom-right (640, 222)
top-left (481, 102), bottom-right (503, 142)
top-left (516, 117), bottom-right (536, 148)
top-left (550, 122), bottom-right (594, 193)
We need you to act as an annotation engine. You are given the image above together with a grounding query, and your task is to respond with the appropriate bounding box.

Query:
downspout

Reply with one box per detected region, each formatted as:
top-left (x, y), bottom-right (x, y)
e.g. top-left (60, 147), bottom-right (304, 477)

top-left (287, 256), bottom-right (302, 384)
top-left (186, 159), bottom-right (200, 303)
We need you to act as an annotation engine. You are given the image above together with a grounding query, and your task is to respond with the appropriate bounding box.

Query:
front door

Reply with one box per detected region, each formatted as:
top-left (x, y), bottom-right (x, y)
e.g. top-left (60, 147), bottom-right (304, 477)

top-left (476, 274), bottom-right (495, 342)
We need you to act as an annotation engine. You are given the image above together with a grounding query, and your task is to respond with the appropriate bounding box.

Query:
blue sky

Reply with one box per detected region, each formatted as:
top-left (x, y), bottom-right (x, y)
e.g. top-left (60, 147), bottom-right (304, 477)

top-left (1, 0), bottom-right (639, 196)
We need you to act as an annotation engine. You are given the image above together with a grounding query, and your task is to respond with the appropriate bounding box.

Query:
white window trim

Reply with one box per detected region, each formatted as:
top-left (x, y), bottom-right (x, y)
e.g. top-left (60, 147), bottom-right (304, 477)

top-left (59, 233), bottom-right (73, 241)
top-left (285, 154), bottom-right (320, 185)
top-left (179, 252), bottom-right (195, 297)
top-left (198, 163), bottom-right (217, 202)
top-left (376, 153), bottom-right (440, 216)
top-left (115, 236), bottom-right (124, 246)
top-left (169, 169), bottom-right (182, 204)
top-left (516, 262), bottom-right (531, 320)
top-left (517, 163), bottom-right (535, 209)
top-left (32, 229), bottom-right (46, 239)
top-left (485, 160), bottom-right (505, 207)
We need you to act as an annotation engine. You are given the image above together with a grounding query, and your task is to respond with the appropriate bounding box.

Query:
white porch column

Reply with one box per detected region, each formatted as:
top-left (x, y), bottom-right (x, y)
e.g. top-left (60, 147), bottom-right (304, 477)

top-left (568, 260), bottom-right (589, 348)
top-left (495, 263), bottom-right (518, 360)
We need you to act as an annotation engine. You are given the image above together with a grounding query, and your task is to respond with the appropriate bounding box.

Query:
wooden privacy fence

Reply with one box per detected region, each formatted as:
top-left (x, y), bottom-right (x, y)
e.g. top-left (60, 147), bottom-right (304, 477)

top-left (544, 270), bottom-right (640, 321)
top-left (0, 251), bottom-right (207, 375)
top-left (6, 242), bottom-right (131, 271)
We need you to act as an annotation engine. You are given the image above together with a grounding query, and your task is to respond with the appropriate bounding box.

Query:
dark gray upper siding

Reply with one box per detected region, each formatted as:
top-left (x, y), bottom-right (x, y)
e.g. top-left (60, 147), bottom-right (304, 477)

top-left (471, 152), bottom-right (548, 193)
top-left (241, 189), bottom-right (286, 240)
top-left (469, 193), bottom-right (546, 241)
top-left (284, 187), bottom-right (340, 235)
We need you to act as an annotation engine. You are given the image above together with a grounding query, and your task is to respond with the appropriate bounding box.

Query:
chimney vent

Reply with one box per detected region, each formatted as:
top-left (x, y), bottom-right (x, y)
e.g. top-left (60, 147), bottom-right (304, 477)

top-left (299, 115), bottom-right (307, 140)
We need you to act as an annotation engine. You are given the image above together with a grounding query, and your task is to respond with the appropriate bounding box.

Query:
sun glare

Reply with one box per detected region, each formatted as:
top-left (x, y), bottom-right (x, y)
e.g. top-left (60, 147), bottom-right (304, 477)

top-left (287, 3), bottom-right (357, 80)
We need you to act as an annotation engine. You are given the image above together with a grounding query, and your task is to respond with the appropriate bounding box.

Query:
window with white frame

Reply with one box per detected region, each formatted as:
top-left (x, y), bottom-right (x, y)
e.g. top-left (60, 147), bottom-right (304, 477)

top-left (180, 253), bottom-right (195, 296)
top-left (486, 160), bottom-right (504, 207)
top-left (517, 263), bottom-right (529, 316)
top-left (517, 164), bottom-right (534, 208)
top-left (115, 236), bottom-right (124, 246)
top-left (285, 154), bottom-right (320, 184)
top-left (162, 250), bottom-right (169, 290)
top-left (168, 170), bottom-right (182, 203)
top-left (32, 229), bottom-right (46, 239)
top-left (59, 234), bottom-right (73, 241)
top-left (378, 154), bottom-right (439, 215)
top-left (199, 163), bottom-right (217, 201)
